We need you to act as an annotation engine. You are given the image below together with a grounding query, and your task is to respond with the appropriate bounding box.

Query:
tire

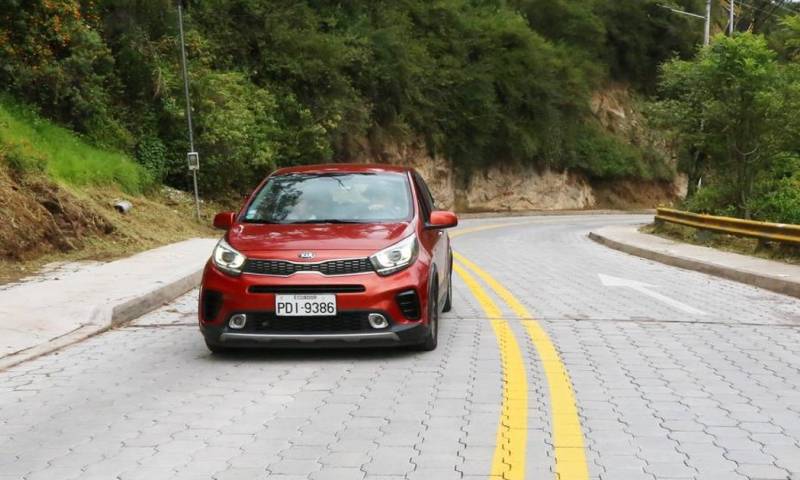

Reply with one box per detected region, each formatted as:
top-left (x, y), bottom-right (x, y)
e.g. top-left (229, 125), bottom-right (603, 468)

top-left (414, 286), bottom-right (439, 351)
top-left (442, 269), bottom-right (453, 313)
top-left (205, 340), bottom-right (234, 355)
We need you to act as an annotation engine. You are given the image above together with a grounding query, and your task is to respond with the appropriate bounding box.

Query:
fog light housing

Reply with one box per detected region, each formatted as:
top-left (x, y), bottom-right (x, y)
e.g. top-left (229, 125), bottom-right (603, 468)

top-left (367, 313), bottom-right (389, 329)
top-left (229, 314), bottom-right (247, 330)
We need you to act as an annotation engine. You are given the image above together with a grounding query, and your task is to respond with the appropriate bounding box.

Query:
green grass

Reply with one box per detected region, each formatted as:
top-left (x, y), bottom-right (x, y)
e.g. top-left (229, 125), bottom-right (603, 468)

top-left (0, 96), bottom-right (151, 194)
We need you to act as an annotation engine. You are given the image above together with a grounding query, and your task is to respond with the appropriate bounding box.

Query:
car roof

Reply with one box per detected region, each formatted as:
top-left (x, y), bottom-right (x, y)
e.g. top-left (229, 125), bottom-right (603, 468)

top-left (271, 163), bottom-right (414, 176)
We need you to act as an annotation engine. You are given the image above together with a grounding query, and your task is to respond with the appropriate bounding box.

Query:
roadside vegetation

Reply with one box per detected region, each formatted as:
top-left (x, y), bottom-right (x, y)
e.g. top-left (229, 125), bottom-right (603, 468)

top-left (1, 0), bottom-right (717, 197)
top-left (0, 96), bottom-right (151, 193)
top-left (0, 97), bottom-right (217, 283)
top-left (653, 21), bottom-right (800, 224)
top-left (644, 222), bottom-right (800, 265)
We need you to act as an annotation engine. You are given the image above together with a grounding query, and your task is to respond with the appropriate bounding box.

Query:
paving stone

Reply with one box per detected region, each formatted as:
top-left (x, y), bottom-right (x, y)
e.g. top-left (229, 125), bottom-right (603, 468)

top-left (4, 216), bottom-right (800, 480)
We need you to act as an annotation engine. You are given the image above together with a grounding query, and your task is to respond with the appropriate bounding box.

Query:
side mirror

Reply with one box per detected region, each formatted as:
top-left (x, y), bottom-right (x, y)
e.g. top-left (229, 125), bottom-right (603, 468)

top-left (213, 211), bottom-right (236, 230)
top-left (427, 210), bottom-right (459, 229)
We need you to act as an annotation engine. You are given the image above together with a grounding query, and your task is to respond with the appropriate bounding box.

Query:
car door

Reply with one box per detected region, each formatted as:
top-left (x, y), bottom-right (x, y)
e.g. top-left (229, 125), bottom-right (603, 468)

top-left (412, 172), bottom-right (449, 302)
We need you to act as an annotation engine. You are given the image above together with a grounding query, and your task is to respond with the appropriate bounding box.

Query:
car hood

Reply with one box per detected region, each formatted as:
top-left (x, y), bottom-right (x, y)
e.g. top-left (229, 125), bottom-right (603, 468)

top-left (227, 222), bottom-right (414, 254)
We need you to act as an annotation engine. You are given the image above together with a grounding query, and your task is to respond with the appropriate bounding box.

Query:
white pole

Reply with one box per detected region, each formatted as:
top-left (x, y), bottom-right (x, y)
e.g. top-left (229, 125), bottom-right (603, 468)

top-left (729, 0), bottom-right (735, 35)
top-left (704, 0), bottom-right (712, 46)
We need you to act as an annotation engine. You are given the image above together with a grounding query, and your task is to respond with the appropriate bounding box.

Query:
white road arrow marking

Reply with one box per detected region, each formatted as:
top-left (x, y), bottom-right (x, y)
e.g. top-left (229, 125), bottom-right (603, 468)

top-left (598, 274), bottom-right (708, 316)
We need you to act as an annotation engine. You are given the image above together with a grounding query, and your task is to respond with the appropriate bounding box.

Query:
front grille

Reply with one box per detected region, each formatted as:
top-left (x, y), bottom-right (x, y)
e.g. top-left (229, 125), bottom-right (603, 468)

top-left (242, 258), bottom-right (374, 276)
top-left (396, 290), bottom-right (421, 320)
top-left (249, 285), bottom-right (366, 294)
top-left (241, 311), bottom-right (384, 333)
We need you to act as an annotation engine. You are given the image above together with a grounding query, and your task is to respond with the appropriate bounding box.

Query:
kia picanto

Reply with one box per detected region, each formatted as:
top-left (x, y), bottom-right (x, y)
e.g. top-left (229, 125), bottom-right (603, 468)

top-left (199, 164), bottom-right (458, 352)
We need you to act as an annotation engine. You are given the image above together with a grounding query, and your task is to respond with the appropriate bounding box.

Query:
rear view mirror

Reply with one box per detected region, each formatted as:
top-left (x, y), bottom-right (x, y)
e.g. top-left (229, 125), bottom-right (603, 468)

top-left (213, 211), bottom-right (235, 230)
top-left (427, 210), bottom-right (459, 229)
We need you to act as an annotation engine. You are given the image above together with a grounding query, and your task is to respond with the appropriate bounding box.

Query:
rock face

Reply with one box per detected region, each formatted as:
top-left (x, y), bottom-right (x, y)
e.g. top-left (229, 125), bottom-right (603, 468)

top-left (353, 84), bottom-right (686, 212)
top-left (464, 167), bottom-right (595, 211)
top-left (355, 149), bottom-right (681, 211)
top-left (351, 141), bottom-right (456, 210)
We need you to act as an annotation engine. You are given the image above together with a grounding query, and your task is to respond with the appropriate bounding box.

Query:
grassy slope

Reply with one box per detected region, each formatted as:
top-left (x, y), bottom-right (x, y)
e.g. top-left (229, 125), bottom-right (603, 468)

top-left (0, 98), bottom-right (219, 284)
top-left (0, 97), bottom-right (149, 193)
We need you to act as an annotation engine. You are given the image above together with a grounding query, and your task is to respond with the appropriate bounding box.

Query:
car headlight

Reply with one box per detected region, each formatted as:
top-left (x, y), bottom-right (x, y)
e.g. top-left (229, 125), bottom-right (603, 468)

top-left (370, 234), bottom-right (419, 276)
top-left (212, 238), bottom-right (246, 276)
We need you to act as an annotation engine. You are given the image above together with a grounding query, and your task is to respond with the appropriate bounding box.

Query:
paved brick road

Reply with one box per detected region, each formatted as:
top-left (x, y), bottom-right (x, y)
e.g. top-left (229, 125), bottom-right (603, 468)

top-left (1, 214), bottom-right (799, 479)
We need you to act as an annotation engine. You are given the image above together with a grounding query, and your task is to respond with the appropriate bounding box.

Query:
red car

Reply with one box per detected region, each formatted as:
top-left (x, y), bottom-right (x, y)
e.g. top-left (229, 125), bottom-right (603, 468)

top-left (199, 164), bottom-right (458, 352)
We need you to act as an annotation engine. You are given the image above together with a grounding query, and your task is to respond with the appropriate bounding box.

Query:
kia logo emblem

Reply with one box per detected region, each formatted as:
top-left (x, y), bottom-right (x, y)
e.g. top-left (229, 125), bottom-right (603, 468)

top-left (298, 251), bottom-right (315, 259)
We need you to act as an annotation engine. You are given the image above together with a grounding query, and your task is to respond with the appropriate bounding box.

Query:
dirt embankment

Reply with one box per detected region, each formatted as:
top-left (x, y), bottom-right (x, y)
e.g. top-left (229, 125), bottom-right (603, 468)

top-left (0, 165), bottom-right (113, 260)
top-left (0, 162), bottom-right (216, 283)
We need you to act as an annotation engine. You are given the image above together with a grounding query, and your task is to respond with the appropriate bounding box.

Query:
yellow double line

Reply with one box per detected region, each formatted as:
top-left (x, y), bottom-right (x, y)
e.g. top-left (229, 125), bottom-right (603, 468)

top-left (451, 225), bottom-right (588, 480)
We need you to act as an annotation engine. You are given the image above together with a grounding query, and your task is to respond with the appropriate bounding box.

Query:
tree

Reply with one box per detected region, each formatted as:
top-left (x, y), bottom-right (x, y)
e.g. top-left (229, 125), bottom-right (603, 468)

top-left (657, 33), bottom-right (799, 218)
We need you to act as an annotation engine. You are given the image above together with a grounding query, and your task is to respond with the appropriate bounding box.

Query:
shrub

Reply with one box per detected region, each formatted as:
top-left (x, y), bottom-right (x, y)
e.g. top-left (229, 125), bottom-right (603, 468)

top-left (748, 155), bottom-right (800, 224)
top-left (682, 184), bottom-right (738, 217)
top-left (749, 177), bottom-right (800, 224)
top-left (0, 141), bottom-right (46, 175)
top-left (571, 124), bottom-right (673, 180)
top-left (135, 136), bottom-right (168, 183)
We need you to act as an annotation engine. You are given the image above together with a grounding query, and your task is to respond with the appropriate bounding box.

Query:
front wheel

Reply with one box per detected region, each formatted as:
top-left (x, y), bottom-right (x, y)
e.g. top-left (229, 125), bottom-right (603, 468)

top-left (414, 289), bottom-right (439, 351)
top-left (442, 270), bottom-right (453, 313)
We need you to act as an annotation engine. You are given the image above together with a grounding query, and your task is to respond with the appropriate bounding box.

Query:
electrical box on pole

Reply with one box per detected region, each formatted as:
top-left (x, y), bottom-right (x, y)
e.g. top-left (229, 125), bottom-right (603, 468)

top-left (187, 152), bottom-right (200, 171)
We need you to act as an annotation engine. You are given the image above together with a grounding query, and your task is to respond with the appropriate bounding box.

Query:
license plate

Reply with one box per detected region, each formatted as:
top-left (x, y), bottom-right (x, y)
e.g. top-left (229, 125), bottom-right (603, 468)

top-left (275, 294), bottom-right (337, 317)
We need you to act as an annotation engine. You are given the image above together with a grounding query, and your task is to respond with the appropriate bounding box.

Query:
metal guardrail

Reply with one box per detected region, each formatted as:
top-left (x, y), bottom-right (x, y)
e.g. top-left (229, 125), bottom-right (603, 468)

top-left (655, 208), bottom-right (800, 245)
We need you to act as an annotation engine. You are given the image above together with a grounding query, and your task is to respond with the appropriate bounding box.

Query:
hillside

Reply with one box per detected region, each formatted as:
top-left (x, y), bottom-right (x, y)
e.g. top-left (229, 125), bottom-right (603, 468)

top-left (1, 0), bottom-right (799, 273)
top-left (0, 98), bottom-right (215, 282)
top-left (1, 0), bottom-right (709, 196)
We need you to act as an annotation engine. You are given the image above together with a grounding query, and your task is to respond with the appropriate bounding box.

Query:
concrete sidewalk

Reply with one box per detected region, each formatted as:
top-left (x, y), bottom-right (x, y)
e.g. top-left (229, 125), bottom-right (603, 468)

top-left (0, 238), bottom-right (216, 370)
top-left (590, 224), bottom-right (800, 299)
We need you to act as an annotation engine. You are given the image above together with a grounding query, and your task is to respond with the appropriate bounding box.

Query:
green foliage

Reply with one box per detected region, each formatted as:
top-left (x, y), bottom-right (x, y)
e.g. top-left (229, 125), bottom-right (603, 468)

top-left (656, 33), bottom-right (800, 219)
top-left (0, 97), bottom-right (152, 193)
top-left (595, 0), bottom-right (705, 89)
top-left (0, 141), bottom-right (47, 175)
top-left (771, 14), bottom-right (800, 61)
top-left (182, 71), bottom-right (280, 192)
top-left (571, 124), bottom-right (674, 180)
top-left (682, 184), bottom-right (739, 217)
top-left (2, 0), bottom-right (706, 194)
top-left (748, 155), bottom-right (800, 224)
top-left (0, 0), bottom-right (130, 148)
top-left (135, 136), bottom-right (168, 183)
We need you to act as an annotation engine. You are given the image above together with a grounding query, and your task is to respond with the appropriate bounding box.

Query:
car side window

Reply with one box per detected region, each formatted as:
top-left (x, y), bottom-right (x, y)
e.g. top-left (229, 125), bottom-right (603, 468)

top-left (413, 172), bottom-right (434, 220)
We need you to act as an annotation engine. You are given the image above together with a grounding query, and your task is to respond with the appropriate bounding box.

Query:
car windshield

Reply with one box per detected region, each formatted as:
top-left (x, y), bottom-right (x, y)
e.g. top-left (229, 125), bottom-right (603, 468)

top-left (243, 172), bottom-right (413, 224)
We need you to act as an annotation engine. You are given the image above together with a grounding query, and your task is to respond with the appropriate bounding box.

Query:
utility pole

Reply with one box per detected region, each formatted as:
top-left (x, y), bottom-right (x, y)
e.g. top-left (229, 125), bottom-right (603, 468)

top-left (177, 3), bottom-right (201, 221)
top-left (729, 0), bottom-right (735, 35)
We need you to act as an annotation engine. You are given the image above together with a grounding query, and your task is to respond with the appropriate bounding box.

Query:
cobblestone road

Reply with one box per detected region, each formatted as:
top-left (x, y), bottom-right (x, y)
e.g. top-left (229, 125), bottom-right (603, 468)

top-left (2, 214), bottom-right (800, 480)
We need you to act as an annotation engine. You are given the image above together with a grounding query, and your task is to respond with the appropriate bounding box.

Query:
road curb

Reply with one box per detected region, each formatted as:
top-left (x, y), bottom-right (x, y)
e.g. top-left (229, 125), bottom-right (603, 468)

top-left (589, 230), bottom-right (800, 300)
top-left (0, 269), bottom-right (202, 372)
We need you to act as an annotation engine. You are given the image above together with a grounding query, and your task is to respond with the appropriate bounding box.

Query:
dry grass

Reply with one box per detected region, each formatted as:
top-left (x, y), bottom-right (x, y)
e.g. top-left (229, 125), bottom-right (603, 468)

top-left (642, 222), bottom-right (800, 266)
top-left (0, 182), bottom-right (223, 285)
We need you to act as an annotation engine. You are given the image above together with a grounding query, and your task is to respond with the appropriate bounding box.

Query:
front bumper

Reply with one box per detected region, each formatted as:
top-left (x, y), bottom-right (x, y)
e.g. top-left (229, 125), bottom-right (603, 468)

top-left (201, 321), bottom-right (428, 349)
top-left (198, 258), bottom-right (432, 349)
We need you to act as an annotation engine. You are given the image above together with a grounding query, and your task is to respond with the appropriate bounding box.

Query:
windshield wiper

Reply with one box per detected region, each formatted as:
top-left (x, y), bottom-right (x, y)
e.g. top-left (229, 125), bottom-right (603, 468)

top-left (242, 219), bottom-right (281, 224)
top-left (285, 219), bottom-right (366, 224)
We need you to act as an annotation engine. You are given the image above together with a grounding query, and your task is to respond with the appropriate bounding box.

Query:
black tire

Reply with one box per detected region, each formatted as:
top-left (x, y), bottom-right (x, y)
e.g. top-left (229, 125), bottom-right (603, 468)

top-left (205, 340), bottom-right (234, 355)
top-left (442, 269), bottom-right (453, 313)
top-left (414, 287), bottom-right (439, 351)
